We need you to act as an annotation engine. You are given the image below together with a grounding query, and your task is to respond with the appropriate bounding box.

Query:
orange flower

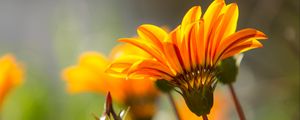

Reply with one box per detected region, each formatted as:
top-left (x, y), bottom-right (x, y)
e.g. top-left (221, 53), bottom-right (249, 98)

top-left (108, 0), bottom-right (267, 116)
top-left (62, 44), bottom-right (158, 119)
top-left (0, 54), bottom-right (24, 109)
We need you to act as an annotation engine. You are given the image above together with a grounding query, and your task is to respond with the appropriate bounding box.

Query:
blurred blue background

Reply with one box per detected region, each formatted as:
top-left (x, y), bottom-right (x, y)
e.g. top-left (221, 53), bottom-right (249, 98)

top-left (0, 0), bottom-right (299, 120)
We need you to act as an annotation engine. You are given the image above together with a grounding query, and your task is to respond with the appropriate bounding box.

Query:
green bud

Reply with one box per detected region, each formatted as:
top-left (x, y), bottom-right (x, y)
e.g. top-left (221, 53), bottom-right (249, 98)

top-left (96, 92), bottom-right (125, 120)
top-left (155, 79), bottom-right (173, 93)
top-left (182, 85), bottom-right (214, 116)
top-left (217, 55), bottom-right (243, 84)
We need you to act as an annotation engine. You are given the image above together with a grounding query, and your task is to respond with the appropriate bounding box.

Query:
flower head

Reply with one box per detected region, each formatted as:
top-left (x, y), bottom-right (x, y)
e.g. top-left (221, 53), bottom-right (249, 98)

top-left (62, 44), bottom-right (159, 119)
top-left (0, 54), bottom-right (24, 108)
top-left (108, 0), bottom-right (267, 116)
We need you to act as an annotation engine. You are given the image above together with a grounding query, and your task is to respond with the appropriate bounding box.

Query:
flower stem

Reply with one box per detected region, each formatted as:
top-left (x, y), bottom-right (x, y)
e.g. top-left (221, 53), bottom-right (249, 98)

top-left (167, 92), bottom-right (181, 120)
top-left (202, 115), bottom-right (209, 120)
top-left (229, 84), bottom-right (246, 120)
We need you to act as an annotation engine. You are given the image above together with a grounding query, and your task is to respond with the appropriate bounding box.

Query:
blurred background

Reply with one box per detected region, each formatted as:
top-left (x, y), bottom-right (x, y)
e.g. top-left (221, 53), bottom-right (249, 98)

top-left (0, 0), bottom-right (299, 120)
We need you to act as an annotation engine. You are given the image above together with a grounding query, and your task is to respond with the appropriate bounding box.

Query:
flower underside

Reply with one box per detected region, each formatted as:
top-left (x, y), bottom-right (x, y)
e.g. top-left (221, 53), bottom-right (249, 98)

top-left (170, 65), bottom-right (218, 93)
top-left (169, 65), bottom-right (217, 116)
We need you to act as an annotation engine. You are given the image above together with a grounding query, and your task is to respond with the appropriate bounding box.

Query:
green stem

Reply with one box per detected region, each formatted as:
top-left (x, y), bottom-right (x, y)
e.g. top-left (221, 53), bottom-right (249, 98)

top-left (167, 92), bottom-right (181, 120)
top-left (229, 84), bottom-right (246, 120)
top-left (202, 114), bottom-right (209, 120)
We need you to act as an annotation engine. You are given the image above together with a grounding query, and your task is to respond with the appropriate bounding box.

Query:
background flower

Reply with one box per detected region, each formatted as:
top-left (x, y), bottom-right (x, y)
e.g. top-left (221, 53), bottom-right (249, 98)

top-left (0, 54), bottom-right (24, 109)
top-left (62, 44), bottom-right (159, 120)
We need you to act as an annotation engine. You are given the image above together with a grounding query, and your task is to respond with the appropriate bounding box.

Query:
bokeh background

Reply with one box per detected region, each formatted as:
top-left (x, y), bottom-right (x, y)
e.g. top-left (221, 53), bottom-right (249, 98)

top-left (0, 0), bottom-right (299, 120)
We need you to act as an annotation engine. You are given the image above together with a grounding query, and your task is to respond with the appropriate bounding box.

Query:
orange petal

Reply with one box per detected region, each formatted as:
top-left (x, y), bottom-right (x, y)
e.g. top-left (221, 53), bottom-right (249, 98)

top-left (137, 24), bottom-right (167, 51)
top-left (203, 0), bottom-right (225, 66)
top-left (195, 20), bottom-right (206, 65)
top-left (106, 63), bottom-right (131, 77)
top-left (62, 52), bottom-right (126, 102)
top-left (211, 3), bottom-right (239, 60)
top-left (221, 39), bottom-right (263, 59)
top-left (106, 55), bottom-right (146, 77)
top-left (0, 55), bottom-right (23, 86)
top-left (181, 6), bottom-right (202, 32)
top-left (215, 28), bottom-right (267, 62)
top-left (189, 22), bottom-right (199, 68)
top-left (128, 59), bottom-right (175, 78)
top-left (203, 0), bottom-right (225, 41)
top-left (62, 65), bottom-right (107, 93)
top-left (119, 38), bottom-right (165, 64)
top-left (205, 14), bottom-right (223, 65)
top-left (218, 3), bottom-right (239, 39)
top-left (125, 78), bottom-right (158, 97)
top-left (109, 43), bottom-right (149, 60)
top-left (163, 42), bottom-right (183, 74)
top-left (79, 52), bottom-right (109, 69)
top-left (0, 54), bottom-right (23, 108)
top-left (129, 68), bottom-right (173, 80)
top-left (181, 24), bottom-right (193, 71)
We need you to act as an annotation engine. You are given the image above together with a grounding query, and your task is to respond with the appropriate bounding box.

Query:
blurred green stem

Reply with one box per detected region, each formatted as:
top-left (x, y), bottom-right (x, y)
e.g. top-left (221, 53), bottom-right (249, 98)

top-left (167, 92), bottom-right (181, 120)
top-left (202, 115), bottom-right (209, 120)
top-left (229, 84), bottom-right (246, 120)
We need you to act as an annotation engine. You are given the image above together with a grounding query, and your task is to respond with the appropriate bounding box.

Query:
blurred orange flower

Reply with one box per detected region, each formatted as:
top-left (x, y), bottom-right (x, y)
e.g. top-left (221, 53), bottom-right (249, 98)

top-left (62, 44), bottom-right (159, 119)
top-left (0, 54), bottom-right (24, 109)
top-left (107, 0), bottom-right (267, 116)
top-left (62, 44), bottom-right (157, 102)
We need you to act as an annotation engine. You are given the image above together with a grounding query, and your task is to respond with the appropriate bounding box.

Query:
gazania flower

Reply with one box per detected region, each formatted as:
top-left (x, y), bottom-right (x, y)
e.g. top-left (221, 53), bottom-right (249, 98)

top-left (108, 0), bottom-right (267, 116)
top-left (62, 44), bottom-right (159, 120)
top-left (0, 54), bottom-right (24, 109)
